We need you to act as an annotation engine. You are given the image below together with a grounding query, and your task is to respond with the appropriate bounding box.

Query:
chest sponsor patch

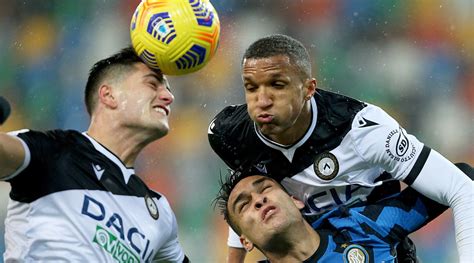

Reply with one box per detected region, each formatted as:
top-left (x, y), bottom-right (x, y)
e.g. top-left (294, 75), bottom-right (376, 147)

top-left (313, 152), bottom-right (339, 181)
top-left (93, 225), bottom-right (140, 263)
top-left (343, 244), bottom-right (368, 263)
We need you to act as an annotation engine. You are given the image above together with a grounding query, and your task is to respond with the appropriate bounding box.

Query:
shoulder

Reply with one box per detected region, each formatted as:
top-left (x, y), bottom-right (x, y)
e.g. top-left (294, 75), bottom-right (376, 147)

top-left (315, 89), bottom-right (367, 120)
top-left (10, 129), bottom-right (85, 151)
top-left (209, 104), bottom-right (252, 134)
top-left (208, 104), bottom-right (256, 144)
top-left (351, 104), bottom-right (399, 129)
top-left (11, 129), bottom-right (82, 142)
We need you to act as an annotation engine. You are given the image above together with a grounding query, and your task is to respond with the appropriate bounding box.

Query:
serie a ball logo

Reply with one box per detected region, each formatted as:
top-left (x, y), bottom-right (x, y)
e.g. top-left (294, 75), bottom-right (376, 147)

top-left (130, 0), bottom-right (220, 75)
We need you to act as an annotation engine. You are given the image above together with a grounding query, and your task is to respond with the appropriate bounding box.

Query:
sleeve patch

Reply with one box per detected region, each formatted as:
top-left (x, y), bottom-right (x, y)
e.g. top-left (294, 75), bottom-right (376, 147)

top-left (384, 127), bottom-right (417, 163)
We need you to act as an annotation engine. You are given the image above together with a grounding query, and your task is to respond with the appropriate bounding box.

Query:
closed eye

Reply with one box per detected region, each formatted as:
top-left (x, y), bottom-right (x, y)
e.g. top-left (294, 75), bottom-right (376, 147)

top-left (271, 81), bottom-right (286, 88)
top-left (244, 83), bottom-right (257, 91)
top-left (148, 82), bottom-right (158, 90)
top-left (238, 200), bottom-right (249, 213)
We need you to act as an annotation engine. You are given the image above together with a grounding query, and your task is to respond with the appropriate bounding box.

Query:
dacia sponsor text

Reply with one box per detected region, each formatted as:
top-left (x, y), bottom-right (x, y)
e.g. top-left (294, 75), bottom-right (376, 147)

top-left (82, 195), bottom-right (155, 261)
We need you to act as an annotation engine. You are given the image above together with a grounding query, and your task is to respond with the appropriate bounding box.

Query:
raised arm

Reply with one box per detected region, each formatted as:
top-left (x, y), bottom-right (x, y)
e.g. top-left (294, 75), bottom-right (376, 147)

top-left (0, 97), bottom-right (26, 179)
top-left (350, 105), bottom-right (474, 262)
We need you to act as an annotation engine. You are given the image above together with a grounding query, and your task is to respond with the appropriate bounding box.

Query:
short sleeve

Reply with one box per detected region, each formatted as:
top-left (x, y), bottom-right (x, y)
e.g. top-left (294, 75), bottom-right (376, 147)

top-left (348, 105), bottom-right (427, 184)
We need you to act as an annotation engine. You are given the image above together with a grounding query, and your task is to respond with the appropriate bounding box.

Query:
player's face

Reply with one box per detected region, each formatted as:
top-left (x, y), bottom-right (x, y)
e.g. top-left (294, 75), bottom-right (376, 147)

top-left (116, 63), bottom-right (174, 138)
top-left (228, 175), bottom-right (305, 248)
top-left (242, 55), bottom-right (315, 145)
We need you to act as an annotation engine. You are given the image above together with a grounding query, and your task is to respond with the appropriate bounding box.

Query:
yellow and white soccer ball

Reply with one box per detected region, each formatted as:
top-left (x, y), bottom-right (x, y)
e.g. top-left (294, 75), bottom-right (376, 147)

top-left (130, 0), bottom-right (220, 75)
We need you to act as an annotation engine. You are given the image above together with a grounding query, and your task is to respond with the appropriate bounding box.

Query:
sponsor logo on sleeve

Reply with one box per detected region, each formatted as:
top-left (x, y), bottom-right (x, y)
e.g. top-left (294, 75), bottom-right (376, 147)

top-left (385, 127), bottom-right (417, 162)
top-left (357, 117), bottom-right (379, 128)
top-left (343, 244), bottom-right (368, 263)
top-left (313, 152), bottom-right (339, 181)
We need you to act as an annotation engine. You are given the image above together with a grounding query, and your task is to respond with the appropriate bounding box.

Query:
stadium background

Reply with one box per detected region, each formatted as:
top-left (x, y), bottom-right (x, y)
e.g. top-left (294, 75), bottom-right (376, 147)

top-left (0, 0), bottom-right (472, 262)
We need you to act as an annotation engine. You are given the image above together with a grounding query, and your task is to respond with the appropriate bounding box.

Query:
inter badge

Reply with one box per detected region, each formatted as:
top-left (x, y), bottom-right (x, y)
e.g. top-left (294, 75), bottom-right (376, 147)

top-left (313, 152), bottom-right (339, 181)
top-left (343, 244), bottom-right (368, 263)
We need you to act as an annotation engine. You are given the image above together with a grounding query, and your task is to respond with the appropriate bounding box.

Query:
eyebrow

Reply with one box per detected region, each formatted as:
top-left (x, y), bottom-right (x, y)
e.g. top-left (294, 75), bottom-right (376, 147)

top-left (143, 73), bottom-right (163, 82)
top-left (231, 177), bottom-right (269, 214)
top-left (143, 73), bottom-right (171, 91)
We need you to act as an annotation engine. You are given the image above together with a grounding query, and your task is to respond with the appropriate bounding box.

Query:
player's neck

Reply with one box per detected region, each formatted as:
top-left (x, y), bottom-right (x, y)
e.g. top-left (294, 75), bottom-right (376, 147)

top-left (87, 117), bottom-right (151, 167)
top-left (264, 221), bottom-right (320, 263)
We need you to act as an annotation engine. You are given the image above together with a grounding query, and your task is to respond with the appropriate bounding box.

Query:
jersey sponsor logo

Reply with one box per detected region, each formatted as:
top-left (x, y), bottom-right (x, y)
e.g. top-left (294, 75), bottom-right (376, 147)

top-left (343, 244), bottom-right (368, 263)
top-left (301, 185), bottom-right (370, 215)
top-left (92, 164), bottom-right (105, 180)
top-left (81, 195), bottom-right (155, 261)
top-left (93, 225), bottom-right (140, 263)
top-left (385, 127), bottom-right (417, 162)
top-left (145, 194), bottom-right (159, 220)
top-left (313, 152), bottom-right (339, 181)
top-left (357, 117), bottom-right (379, 128)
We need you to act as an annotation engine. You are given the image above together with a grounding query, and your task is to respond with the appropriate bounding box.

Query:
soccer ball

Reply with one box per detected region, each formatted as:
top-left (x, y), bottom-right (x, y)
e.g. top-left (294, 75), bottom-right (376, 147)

top-left (130, 0), bottom-right (220, 75)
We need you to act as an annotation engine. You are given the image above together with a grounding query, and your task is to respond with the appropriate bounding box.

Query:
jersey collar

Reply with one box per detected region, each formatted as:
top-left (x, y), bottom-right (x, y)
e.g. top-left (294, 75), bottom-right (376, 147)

top-left (81, 132), bottom-right (135, 184)
top-left (254, 97), bottom-right (318, 162)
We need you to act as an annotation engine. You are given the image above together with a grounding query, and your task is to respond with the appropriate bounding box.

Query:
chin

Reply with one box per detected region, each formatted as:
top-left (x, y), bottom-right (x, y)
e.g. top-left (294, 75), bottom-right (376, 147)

top-left (147, 123), bottom-right (169, 139)
top-left (259, 125), bottom-right (280, 138)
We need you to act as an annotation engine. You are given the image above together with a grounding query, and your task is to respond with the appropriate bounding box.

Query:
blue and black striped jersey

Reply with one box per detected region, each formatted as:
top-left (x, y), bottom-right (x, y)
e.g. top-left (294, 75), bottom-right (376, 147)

top-left (259, 187), bottom-right (445, 262)
top-left (307, 187), bottom-right (443, 262)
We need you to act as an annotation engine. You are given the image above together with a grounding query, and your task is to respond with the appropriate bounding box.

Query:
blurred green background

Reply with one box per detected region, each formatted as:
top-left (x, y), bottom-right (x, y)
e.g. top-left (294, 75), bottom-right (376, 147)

top-left (0, 0), bottom-right (472, 262)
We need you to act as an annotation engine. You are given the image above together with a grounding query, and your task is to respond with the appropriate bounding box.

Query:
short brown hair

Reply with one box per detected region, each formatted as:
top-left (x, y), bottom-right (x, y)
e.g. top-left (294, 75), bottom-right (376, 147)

top-left (84, 47), bottom-right (163, 115)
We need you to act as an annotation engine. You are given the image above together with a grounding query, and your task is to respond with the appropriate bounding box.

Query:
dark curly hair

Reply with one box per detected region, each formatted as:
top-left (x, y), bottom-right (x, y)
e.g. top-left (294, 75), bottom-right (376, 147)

top-left (213, 169), bottom-right (254, 235)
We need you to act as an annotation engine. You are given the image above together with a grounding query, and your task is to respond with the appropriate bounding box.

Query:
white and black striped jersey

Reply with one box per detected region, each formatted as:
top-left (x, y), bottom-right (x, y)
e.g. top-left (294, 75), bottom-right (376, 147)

top-left (209, 89), bottom-right (474, 257)
top-left (2, 130), bottom-right (187, 263)
top-left (209, 89), bottom-right (424, 216)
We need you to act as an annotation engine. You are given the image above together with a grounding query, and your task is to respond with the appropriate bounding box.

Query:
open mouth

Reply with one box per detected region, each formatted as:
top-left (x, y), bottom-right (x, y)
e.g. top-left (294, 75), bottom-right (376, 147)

top-left (153, 105), bottom-right (169, 116)
top-left (261, 205), bottom-right (277, 221)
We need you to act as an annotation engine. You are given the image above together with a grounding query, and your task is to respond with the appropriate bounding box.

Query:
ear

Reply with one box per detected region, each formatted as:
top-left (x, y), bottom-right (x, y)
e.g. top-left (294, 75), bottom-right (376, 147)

top-left (98, 84), bottom-right (118, 109)
top-left (240, 236), bottom-right (255, 252)
top-left (304, 78), bottom-right (317, 100)
top-left (291, 196), bottom-right (305, 209)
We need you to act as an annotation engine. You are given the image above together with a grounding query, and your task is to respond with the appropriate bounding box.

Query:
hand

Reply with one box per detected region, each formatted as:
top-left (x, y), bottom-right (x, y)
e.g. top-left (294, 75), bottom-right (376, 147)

top-left (0, 96), bottom-right (11, 125)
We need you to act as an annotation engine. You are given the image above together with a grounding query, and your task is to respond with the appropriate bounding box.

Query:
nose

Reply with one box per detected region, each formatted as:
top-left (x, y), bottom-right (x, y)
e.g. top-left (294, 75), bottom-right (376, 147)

top-left (254, 195), bottom-right (267, 210)
top-left (159, 87), bottom-right (174, 106)
top-left (256, 88), bottom-right (272, 108)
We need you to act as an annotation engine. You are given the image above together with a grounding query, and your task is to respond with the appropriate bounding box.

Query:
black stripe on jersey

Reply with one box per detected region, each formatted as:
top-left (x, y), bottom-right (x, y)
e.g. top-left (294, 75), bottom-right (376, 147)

top-left (455, 162), bottom-right (474, 179)
top-left (366, 172), bottom-right (400, 204)
top-left (208, 90), bottom-right (368, 183)
top-left (361, 190), bottom-right (417, 222)
top-left (9, 130), bottom-right (161, 203)
top-left (403, 146), bottom-right (431, 185)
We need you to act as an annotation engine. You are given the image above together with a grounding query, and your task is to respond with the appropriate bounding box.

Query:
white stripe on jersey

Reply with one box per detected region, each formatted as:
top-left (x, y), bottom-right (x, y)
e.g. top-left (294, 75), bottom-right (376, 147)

top-left (5, 189), bottom-right (183, 262)
top-left (82, 132), bottom-right (135, 184)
